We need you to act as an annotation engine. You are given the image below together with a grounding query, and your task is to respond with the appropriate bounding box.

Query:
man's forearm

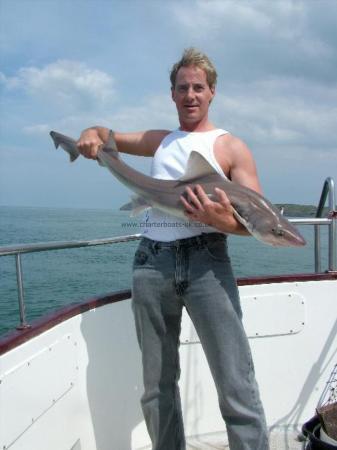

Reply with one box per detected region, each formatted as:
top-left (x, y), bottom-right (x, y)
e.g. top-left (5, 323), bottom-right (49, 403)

top-left (82, 127), bottom-right (168, 157)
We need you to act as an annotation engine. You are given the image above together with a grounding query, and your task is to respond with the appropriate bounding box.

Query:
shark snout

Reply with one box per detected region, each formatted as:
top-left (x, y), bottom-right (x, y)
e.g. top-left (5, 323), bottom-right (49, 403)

top-left (286, 230), bottom-right (306, 247)
top-left (268, 224), bottom-right (306, 247)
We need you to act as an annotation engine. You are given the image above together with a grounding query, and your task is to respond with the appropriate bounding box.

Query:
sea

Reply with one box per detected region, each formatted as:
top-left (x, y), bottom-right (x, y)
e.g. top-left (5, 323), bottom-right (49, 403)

top-left (0, 205), bottom-right (329, 336)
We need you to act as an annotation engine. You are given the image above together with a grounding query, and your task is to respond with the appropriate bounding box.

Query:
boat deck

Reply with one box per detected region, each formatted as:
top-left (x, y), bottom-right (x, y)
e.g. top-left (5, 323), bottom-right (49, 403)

top-left (138, 430), bottom-right (305, 449)
top-left (185, 430), bottom-right (304, 449)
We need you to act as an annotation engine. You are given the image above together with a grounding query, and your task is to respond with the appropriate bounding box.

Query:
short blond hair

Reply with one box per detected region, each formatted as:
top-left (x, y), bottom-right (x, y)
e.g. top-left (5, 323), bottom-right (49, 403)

top-left (170, 48), bottom-right (218, 89)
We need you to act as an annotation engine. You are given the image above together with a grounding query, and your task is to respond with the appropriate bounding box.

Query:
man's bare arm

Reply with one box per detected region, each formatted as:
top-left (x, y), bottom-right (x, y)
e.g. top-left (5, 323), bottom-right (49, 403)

top-left (77, 126), bottom-right (170, 159)
top-left (225, 135), bottom-right (262, 194)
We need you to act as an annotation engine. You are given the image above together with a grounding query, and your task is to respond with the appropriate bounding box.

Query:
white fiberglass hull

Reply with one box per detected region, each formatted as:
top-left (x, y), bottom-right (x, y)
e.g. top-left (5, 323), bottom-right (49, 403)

top-left (1, 274), bottom-right (336, 450)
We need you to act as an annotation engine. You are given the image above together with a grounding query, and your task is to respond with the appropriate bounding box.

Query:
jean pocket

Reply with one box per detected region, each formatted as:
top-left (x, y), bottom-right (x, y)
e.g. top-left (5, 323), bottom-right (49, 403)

top-left (133, 240), bottom-right (154, 268)
top-left (204, 238), bottom-right (229, 262)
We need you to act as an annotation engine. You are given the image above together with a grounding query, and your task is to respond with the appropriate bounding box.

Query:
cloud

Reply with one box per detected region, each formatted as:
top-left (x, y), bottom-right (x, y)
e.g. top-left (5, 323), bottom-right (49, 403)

top-left (171, 0), bottom-right (321, 44)
top-left (168, 0), bottom-right (337, 84)
top-left (19, 93), bottom-right (178, 139)
top-left (0, 60), bottom-right (116, 110)
top-left (211, 76), bottom-right (337, 158)
top-left (110, 95), bottom-right (178, 131)
top-left (22, 124), bottom-right (51, 136)
top-left (172, 0), bottom-right (272, 32)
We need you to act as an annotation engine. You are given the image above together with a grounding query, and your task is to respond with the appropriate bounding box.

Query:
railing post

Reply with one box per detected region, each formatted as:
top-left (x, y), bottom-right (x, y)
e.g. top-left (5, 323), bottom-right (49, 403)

top-left (314, 225), bottom-right (321, 273)
top-left (330, 212), bottom-right (337, 271)
top-left (327, 178), bottom-right (336, 272)
top-left (15, 254), bottom-right (30, 330)
top-left (314, 177), bottom-right (337, 273)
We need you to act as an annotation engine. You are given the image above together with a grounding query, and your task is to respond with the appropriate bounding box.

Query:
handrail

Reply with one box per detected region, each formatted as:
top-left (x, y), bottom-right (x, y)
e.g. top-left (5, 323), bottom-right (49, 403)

top-left (0, 234), bottom-right (142, 257)
top-left (0, 218), bottom-right (331, 258)
top-left (0, 234), bottom-right (141, 330)
top-left (314, 177), bottom-right (336, 273)
top-left (0, 176), bottom-right (336, 331)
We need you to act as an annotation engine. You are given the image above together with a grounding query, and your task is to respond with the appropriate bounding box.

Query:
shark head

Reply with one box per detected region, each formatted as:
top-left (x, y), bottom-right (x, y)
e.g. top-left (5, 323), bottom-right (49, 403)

top-left (248, 212), bottom-right (306, 247)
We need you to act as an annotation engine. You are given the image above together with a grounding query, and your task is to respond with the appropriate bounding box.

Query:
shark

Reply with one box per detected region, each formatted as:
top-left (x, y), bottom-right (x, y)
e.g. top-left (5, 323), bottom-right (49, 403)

top-left (50, 130), bottom-right (306, 247)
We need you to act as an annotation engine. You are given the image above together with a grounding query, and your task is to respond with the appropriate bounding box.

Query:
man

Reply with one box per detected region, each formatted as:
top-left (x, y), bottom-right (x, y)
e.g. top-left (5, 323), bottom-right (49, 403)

top-left (77, 48), bottom-right (269, 450)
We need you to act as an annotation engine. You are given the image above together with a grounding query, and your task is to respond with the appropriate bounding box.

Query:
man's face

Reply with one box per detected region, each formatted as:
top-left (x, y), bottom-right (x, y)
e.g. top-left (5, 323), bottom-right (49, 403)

top-left (171, 65), bottom-right (215, 130)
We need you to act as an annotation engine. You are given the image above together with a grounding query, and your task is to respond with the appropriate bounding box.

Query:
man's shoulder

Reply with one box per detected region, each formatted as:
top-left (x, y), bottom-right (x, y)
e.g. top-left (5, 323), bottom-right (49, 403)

top-left (215, 133), bottom-right (252, 165)
top-left (144, 130), bottom-right (171, 154)
top-left (215, 133), bottom-right (250, 158)
top-left (217, 133), bottom-right (247, 150)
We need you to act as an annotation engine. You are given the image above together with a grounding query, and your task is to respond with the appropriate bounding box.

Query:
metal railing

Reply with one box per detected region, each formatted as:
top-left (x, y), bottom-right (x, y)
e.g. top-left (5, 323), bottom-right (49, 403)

top-left (314, 177), bottom-right (336, 273)
top-left (0, 234), bottom-right (141, 330)
top-left (0, 178), bottom-right (336, 331)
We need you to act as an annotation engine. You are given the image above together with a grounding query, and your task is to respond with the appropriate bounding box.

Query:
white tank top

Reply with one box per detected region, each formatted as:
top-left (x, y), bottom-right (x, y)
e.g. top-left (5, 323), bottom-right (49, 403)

top-left (142, 128), bottom-right (229, 241)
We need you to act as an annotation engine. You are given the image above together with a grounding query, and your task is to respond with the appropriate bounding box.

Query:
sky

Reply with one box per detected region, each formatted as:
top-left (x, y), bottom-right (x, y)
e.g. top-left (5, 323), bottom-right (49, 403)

top-left (0, 0), bottom-right (336, 209)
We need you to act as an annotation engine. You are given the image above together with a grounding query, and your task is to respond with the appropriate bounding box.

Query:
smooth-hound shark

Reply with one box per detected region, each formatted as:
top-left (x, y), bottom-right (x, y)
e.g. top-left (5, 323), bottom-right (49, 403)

top-left (50, 130), bottom-right (306, 247)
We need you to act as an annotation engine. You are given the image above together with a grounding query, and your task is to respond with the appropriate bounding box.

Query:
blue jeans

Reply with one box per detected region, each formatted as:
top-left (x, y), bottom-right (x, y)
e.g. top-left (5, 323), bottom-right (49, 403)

top-left (132, 233), bottom-right (269, 450)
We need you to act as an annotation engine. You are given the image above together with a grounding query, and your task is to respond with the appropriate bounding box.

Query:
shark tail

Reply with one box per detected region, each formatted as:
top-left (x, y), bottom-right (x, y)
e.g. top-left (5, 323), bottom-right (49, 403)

top-left (50, 131), bottom-right (80, 162)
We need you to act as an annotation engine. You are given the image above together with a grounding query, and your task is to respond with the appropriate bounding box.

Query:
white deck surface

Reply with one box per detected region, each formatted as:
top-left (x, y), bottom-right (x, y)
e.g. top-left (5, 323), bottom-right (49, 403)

top-left (185, 430), bottom-right (305, 449)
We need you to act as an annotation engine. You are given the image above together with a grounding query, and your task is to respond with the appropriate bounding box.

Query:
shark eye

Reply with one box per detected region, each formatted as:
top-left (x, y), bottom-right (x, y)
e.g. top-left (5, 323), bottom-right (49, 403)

top-left (272, 227), bottom-right (285, 237)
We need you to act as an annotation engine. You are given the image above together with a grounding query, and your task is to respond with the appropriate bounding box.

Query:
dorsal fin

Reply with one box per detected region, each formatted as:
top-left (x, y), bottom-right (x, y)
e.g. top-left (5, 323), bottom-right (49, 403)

top-left (179, 150), bottom-right (218, 182)
top-left (97, 130), bottom-right (119, 166)
top-left (100, 130), bottom-right (118, 155)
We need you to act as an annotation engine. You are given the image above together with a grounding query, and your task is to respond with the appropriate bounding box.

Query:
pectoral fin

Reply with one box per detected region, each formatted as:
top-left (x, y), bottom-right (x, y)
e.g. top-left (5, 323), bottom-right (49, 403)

top-left (231, 204), bottom-right (253, 235)
top-left (120, 196), bottom-right (152, 216)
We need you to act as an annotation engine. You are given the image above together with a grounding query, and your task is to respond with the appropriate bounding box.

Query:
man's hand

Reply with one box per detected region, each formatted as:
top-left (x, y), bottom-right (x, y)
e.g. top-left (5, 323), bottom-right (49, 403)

top-left (77, 128), bottom-right (105, 159)
top-left (180, 184), bottom-right (248, 235)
